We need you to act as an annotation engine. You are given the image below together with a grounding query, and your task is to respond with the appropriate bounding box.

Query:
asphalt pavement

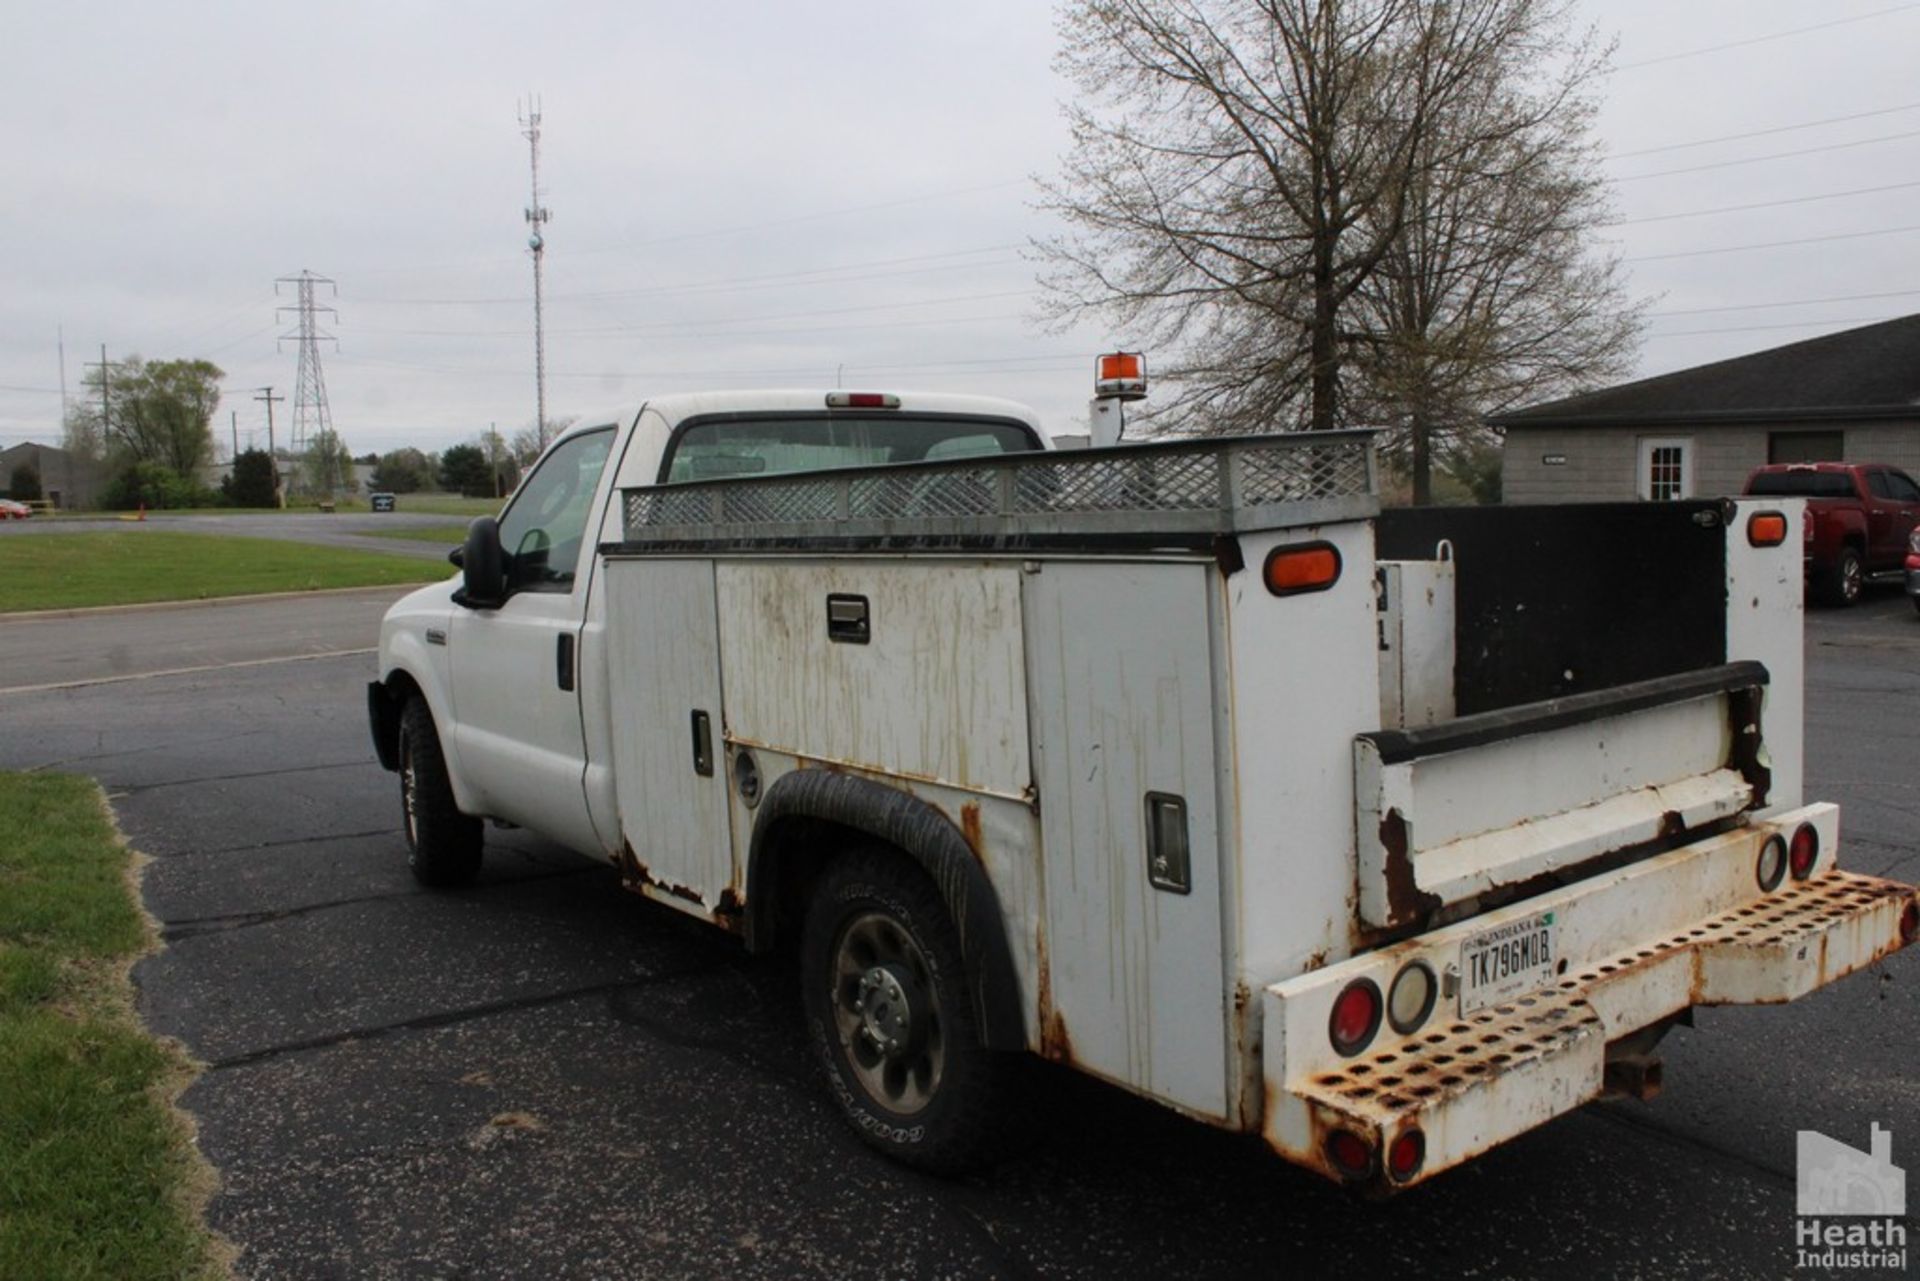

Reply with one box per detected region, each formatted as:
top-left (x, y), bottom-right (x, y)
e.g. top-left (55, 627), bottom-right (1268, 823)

top-left (0, 585), bottom-right (1914, 1280)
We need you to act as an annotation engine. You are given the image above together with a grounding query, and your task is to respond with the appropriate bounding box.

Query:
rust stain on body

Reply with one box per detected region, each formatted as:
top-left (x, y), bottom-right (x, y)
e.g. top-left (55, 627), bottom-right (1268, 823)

top-left (1034, 927), bottom-right (1073, 1064)
top-left (959, 802), bottom-right (984, 862)
top-left (1379, 808), bottom-right (1442, 927)
top-left (618, 841), bottom-right (707, 907)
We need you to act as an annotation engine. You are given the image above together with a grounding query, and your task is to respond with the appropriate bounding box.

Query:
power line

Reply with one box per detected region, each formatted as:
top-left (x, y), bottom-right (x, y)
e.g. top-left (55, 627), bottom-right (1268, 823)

top-left (1608, 179), bottom-right (1920, 226)
top-left (1646, 287), bottom-right (1920, 318)
top-left (1615, 4), bottom-right (1920, 71)
top-left (573, 179), bottom-right (1029, 255)
top-left (347, 290), bottom-right (1039, 339)
top-left (1646, 316), bottom-right (1900, 339)
top-left (1611, 127), bottom-right (1920, 182)
top-left (1624, 221), bottom-right (1920, 263)
top-left (330, 349), bottom-right (1090, 382)
top-left (355, 244), bottom-right (1025, 307)
top-left (1610, 100), bottom-right (1920, 159)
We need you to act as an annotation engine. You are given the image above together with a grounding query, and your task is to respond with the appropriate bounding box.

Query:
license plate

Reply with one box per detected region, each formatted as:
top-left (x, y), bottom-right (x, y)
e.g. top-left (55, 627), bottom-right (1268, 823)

top-left (1459, 911), bottom-right (1559, 1014)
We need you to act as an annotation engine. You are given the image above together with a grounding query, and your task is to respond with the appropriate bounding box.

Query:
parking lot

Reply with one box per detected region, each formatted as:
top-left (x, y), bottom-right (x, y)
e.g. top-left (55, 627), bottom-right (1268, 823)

top-left (2, 584), bottom-right (1915, 1280)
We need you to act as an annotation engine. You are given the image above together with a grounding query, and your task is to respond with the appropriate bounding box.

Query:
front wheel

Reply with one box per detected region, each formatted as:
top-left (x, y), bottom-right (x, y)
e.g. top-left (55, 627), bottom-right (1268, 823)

top-left (801, 848), bottom-right (1008, 1173)
top-left (398, 696), bottom-right (483, 886)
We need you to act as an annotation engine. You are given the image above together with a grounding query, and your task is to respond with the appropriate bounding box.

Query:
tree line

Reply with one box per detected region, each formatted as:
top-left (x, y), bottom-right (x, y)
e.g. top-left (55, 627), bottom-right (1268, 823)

top-left (58, 354), bottom-right (544, 509)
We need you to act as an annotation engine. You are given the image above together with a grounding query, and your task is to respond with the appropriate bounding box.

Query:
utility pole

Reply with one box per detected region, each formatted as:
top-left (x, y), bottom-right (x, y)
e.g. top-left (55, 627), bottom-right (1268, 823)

top-left (519, 97), bottom-right (552, 450)
top-left (230, 410), bottom-right (239, 462)
top-left (57, 326), bottom-right (69, 432)
top-left (85, 345), bottom-right (111, 440)
top-left (276, 270), bottom-right (339, 496)
top-left (255, 386), bottom-right (285, 507)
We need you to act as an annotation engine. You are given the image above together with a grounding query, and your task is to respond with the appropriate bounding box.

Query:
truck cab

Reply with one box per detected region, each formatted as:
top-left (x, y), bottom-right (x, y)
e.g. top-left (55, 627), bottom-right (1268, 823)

top-left (368, 390), bottom-right (1050, 872)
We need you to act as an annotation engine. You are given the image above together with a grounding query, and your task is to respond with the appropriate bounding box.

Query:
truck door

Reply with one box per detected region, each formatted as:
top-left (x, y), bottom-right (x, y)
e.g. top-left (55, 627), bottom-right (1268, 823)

top-left (448, 427), bottom-right (615, 852)
top-left (1874, 468), bottom-right (1920, 567)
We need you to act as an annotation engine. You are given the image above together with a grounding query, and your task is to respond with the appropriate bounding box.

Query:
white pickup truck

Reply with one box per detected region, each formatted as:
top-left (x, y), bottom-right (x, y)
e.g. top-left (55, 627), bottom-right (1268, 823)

top-left (368, 386), bottom-right (1919, 1192)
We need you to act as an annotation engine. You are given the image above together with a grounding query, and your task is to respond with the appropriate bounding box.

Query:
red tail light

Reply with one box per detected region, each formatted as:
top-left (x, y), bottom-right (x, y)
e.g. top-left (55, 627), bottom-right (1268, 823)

top-left (1789, 824), bottom-right (1819, 880)
top-left (1329, 978), bottom-right (1383, 1056)
top-left (1387, 1130), bottom-right (1426, 1182)
top-left (1326, 1130), bottom-right (1375, 1180)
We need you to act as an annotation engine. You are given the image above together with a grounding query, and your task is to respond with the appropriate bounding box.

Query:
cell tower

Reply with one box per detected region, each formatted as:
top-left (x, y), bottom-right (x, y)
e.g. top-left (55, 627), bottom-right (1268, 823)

top-left (519, 97), bottom-right (552, 450)
top-left (276, 270), bottom-right (339, 495)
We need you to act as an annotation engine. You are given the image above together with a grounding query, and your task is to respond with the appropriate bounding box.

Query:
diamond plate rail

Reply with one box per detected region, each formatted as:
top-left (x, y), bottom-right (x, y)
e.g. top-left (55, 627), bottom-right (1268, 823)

top-left (620, 432), bottom-right (1377, 547)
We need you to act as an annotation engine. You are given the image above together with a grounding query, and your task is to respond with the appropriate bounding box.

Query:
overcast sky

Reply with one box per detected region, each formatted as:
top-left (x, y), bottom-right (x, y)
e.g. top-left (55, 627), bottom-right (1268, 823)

top-left (6, 1), bottom-right (1920, 458)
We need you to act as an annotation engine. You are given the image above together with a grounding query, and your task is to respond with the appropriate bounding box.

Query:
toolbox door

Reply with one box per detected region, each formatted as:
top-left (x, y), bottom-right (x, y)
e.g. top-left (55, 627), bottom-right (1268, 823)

top-left (1026, 560), bottom-right (1228, 1120)
top-left (604, 558), bottom-right (736, 915)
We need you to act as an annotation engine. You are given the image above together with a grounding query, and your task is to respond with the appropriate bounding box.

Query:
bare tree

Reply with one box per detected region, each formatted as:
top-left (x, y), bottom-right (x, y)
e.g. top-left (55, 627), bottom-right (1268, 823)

top-left (1038, 0), bottom-right (1638, 482)
top-left (1345, 5), bottom-right (1639, 500)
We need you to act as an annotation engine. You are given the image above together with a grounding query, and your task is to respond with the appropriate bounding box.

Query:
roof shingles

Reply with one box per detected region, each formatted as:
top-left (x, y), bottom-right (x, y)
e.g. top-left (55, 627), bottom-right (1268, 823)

top-left (1493, 313), bottom-right (1920, 428)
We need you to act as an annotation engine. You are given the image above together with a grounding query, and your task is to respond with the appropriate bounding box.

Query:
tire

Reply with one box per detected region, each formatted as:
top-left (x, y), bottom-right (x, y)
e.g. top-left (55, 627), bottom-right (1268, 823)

top-left (801, 847), bottom-right (1008, 1173)
top-left (398, 696), bottom-right (483, 887)
top-left (1817, 546), bottom-right (1864, 607)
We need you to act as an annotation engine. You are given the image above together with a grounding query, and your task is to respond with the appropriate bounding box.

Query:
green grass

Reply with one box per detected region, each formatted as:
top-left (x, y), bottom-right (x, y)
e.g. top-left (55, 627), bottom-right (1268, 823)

top-left (0, 774), bottom-right (225, 1281)
top-left (380, 494), bottom-right (503, 517)
top-left (360, 523), bottom-right (469, 545)
top-left (0, 531), bottom-right (448, 613)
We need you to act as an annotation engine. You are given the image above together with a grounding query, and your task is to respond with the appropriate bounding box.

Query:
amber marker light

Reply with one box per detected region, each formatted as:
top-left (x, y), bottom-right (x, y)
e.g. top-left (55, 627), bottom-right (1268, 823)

top-left (1747, 511), bottom-right (1788, 547)
top-left (1263, 541), bottom-right (1342, 597)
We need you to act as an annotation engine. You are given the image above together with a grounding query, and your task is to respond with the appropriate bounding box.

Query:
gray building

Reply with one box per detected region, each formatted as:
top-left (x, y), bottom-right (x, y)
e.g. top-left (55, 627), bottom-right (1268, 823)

top-left (0, 441), bottom-right (99, 509)
top-left (1494, 315), bottom-right (1920, 504)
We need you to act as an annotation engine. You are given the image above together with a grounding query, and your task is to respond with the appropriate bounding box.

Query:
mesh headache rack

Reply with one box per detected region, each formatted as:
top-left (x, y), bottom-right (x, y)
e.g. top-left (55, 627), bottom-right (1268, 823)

top-left (618, 431), bottom-right (1377, 549)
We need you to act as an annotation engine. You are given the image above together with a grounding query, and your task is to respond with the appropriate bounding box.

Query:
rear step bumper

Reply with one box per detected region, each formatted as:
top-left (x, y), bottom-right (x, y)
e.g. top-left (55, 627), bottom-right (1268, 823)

top-left (1262, 804), bottom-right (1918, 1192)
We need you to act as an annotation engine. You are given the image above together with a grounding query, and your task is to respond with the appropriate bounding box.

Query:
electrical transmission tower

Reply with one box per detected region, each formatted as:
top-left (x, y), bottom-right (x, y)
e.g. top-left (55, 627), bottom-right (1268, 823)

top-left (276, 270), bottom-right (339, 496)
top-left (519, 97), bottom-right (552, 450)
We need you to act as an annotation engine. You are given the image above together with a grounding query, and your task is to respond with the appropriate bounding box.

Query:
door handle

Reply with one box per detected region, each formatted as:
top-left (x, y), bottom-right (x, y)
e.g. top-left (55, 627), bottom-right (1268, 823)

top-left (556, 633), bottom-right (576, 691)
top-left (690, 710), bottom-right (714, 777)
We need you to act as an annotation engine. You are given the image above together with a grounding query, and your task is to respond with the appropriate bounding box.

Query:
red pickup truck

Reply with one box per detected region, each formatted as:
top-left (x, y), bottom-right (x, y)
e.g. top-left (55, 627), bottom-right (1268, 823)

top-left (1743, 461), bottom-right (1920, 605)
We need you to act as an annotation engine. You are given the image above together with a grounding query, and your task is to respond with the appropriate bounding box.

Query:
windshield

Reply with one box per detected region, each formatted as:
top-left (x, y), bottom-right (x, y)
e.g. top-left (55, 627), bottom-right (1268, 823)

top-left (1746, 471), bottom-right (1855, 498)
top-left (661, 414), bottom-right (1041, 483)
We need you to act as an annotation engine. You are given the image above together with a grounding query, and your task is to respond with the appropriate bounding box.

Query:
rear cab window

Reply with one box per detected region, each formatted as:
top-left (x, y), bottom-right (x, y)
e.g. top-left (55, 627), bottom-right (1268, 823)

top-left (1746, 470), bottom-right (1857, 498)
top-left (660, 414), bottom-right (1042, 483)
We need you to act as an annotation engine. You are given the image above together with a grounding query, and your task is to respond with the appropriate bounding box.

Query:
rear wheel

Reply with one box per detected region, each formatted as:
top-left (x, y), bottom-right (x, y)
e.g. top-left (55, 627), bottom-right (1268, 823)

top-left (1818, 546), bottom-right (1864, 607)
top-left (398, 696), bottom-right (483, 886)
top-left (801, 848), bottom-right (1007, 1173)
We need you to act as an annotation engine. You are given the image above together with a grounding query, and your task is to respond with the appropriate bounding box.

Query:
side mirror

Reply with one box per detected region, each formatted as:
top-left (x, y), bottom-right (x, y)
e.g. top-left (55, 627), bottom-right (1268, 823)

top-left (451, 516), bottom-right (505, 610)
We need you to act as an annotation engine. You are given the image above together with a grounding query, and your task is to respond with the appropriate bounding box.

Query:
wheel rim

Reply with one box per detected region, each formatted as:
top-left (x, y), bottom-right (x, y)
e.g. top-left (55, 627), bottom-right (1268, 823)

top-left (1843, 556), bottom-right (1863, 600)
top-left (828, 909), bottom-right (944, 1115)
top-left (400, 740), bottom-right (419, 846)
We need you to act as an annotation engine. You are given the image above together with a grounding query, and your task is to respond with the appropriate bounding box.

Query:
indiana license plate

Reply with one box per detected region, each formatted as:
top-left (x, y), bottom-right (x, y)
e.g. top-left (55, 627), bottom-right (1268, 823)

top-left (1459, 911), bottom-right (1559, 1014)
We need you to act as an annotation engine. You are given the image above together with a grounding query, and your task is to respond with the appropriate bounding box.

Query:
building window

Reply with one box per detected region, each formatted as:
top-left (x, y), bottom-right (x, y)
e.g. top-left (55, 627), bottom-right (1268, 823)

top-left (1637, 437), bottom-right (1693, 502)
top-left (1769, 430), bottom-right (1844, 463)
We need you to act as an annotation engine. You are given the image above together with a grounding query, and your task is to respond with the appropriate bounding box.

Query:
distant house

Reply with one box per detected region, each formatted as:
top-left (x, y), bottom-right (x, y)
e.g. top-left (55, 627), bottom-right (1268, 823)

top-left (1493, 315), bottom-right (1920, 504)
top-left (0, 441), bottom-right (99, 509)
